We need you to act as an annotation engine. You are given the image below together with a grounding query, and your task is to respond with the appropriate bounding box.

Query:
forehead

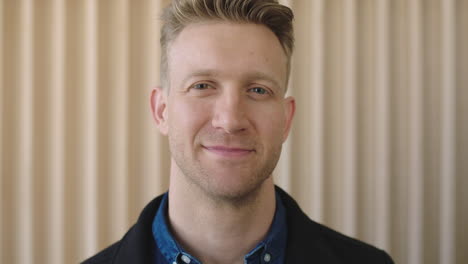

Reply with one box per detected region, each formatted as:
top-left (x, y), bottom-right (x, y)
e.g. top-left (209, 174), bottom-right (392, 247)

top-left (167, 22), bottom-right (288, 89)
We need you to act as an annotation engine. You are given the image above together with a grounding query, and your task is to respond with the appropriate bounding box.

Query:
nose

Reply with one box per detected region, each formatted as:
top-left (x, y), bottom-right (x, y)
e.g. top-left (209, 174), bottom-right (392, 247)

top-left (211, 89), bottom-right (249, 134)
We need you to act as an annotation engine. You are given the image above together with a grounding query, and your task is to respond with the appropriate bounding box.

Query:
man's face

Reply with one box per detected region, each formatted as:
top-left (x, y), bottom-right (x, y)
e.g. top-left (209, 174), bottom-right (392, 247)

top-left (152, 22), bottom-right (295, 201)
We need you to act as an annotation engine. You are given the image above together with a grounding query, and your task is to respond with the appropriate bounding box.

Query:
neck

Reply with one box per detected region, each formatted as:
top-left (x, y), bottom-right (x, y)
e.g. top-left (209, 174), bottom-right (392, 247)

top-left (167, 165), bottom-right (276, 264)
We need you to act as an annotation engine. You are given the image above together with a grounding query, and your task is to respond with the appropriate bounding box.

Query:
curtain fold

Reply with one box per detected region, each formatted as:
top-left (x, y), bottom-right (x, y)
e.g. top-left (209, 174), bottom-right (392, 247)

top-left (1, 0), bottom-right (466, 263)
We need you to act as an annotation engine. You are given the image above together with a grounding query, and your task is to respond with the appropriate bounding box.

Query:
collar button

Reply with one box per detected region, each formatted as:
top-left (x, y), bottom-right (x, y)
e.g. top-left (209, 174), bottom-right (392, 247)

top-left (181, 254), bottom-right (191, 264)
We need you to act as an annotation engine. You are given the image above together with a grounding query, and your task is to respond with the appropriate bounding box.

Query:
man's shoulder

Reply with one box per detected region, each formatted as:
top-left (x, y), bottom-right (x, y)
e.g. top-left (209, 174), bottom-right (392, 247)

top-left (81, 241), bottom-right (121, 264)
top-left (304, 220), bottom-right (393, 263)
top-left (276, 187), bottom-right (394, 264)
top-left (81, 194), bottom-right (165, 264)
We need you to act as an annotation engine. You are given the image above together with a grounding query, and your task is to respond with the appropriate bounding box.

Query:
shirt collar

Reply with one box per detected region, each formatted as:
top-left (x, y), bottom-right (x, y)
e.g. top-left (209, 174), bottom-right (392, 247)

top-left (152, 191), bottom-right (287, 264)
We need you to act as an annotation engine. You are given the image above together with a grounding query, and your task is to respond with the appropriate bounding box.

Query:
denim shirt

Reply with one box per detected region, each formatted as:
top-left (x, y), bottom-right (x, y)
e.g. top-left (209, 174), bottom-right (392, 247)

top-left (152, 191), bottom-right (287, 264)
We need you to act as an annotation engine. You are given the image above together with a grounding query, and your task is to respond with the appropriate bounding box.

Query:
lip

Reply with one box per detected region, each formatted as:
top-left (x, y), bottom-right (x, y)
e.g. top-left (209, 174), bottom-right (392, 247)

top-left (202, 145), bottom-right (255, 158)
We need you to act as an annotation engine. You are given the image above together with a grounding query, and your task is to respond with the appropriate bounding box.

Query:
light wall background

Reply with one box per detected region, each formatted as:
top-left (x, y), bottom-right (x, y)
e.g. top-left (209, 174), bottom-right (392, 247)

top-left (0, 0), bottom-right (467, 263)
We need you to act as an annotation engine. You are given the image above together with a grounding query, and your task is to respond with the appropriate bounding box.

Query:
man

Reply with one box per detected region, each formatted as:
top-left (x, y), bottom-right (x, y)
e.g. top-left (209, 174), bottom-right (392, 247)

top-left (84, 0), bottom-right (394, 263)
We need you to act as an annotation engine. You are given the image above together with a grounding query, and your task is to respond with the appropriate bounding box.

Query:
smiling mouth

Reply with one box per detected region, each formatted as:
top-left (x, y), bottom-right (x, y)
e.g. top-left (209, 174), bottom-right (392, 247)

top-left (202, 145), bottom-right (255, 158)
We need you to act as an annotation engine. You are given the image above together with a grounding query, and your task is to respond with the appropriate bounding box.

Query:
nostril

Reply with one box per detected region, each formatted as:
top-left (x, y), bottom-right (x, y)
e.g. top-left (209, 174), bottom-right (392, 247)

top-left (212, 110), bottom-right (248, 134)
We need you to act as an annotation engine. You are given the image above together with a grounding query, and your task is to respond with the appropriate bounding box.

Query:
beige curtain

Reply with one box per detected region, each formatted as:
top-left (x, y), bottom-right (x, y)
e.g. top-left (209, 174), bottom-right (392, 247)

top-left (1, 0), bottom-right (467, 263)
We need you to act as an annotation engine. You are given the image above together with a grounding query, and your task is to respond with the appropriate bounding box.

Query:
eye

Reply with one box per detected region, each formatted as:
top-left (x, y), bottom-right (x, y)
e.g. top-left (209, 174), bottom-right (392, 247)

top-left (249, 87), bottom-right (270, 95)
top-left (193, 83), bottom-right (211, 90)
top-left (188, 82), bottom-right (216, 97)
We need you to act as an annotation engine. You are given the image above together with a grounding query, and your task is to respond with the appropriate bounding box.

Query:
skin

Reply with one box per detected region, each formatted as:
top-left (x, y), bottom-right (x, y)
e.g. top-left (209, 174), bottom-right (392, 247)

top-left (151, 22), bottom-right (295, 264)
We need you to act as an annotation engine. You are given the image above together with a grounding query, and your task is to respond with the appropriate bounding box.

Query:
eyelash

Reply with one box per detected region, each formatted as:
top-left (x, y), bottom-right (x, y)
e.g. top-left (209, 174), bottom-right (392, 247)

top-left (190, 83), bottom-right (272, 97)
top-left (193, 83), bottom-right (212, 90)
top-left (249, 87), bottom-right (270, 95)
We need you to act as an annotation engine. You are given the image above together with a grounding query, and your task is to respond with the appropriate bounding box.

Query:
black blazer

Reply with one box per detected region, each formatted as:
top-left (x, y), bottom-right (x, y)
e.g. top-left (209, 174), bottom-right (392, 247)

top-left (82, 187), bottom-right (394, 264)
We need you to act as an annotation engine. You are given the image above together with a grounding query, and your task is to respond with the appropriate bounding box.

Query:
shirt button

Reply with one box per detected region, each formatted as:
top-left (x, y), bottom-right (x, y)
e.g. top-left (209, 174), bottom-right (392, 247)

top-left (172, 262), bottom-right (177, 264)
top-left (264, 253), bottom-right (271, 262)
top-left (181, 254), bottom-right (191, 263)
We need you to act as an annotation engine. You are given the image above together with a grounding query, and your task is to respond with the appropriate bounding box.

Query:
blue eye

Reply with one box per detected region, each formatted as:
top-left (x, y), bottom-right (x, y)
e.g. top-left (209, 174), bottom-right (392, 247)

top-left (250, 87), bottom-right (269, 95)
top-left (193, 83), bottom-right (210, 90)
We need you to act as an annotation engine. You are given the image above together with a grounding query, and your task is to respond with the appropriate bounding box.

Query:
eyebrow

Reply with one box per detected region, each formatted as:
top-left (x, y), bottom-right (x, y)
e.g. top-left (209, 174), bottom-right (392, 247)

top-left (181, 69), bottom-right (284, 91)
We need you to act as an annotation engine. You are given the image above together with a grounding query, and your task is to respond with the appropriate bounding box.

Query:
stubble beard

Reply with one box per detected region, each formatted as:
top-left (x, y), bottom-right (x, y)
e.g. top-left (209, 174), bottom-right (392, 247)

top-left (169, 135), bottom-right (283, 207)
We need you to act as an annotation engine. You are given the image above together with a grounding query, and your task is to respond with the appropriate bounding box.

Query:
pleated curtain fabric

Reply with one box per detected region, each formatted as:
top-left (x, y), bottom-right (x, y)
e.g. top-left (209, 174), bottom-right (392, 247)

top-left (0, 0), bottom-right (467, 263)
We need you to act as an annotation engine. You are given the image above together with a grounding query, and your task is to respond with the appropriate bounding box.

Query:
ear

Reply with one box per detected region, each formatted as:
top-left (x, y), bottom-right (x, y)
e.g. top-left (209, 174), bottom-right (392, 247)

top-left (282, 96), bottom-right (296, 142)
top-left (150, 87), bottom-right (169, 135)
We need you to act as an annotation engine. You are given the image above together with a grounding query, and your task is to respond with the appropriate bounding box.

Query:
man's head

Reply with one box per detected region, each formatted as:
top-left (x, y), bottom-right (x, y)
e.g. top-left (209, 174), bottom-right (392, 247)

top-left (152, 0), bottom-right (295, 203)
top-left (159, 0), bottom-right (294, 89)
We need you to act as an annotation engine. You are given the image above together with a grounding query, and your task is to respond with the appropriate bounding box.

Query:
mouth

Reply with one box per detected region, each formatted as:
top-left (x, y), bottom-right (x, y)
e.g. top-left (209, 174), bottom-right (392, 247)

top-left (202, 145), bottom-right (255, 158)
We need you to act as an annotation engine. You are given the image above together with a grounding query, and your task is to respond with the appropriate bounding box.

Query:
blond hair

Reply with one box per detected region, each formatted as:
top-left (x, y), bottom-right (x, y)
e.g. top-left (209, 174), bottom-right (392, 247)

top-left (159, 0), bottom-right (294, 89)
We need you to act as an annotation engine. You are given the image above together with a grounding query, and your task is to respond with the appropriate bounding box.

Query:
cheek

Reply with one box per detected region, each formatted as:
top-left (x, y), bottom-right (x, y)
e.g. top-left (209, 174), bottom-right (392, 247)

top-left (167, 98), bottom-right (211, 136)
top-left (250, 103), bottom-right (287, 142)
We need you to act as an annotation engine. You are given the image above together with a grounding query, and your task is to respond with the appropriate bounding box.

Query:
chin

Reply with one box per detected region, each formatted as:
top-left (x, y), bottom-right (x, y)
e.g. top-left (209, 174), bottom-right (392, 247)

top-left (198, 175), bottom-right (271, 204)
